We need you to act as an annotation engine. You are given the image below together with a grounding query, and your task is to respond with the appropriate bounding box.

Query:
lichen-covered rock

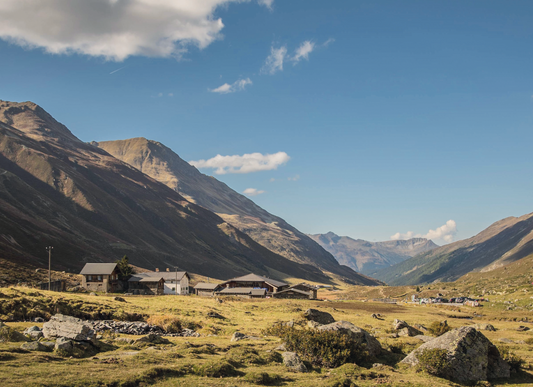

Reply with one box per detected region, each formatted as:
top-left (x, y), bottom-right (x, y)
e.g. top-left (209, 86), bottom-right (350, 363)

top-left (134, 334), bottom-right (171, 345)
top-left (392, 319), bottom-right (409, 330)
top-left (401, 326), bottom-right (510, 383)
top-left (231, 332), bottom-right (247, 342)
top-left (397, 326), bottom-right (422, 337)
top-left (317, 321), bottom-right (381, 357)
top-left (282, 351), bottom-right (307, 373)
top-left (0, 325), bottom-right (30, 342)
top-left (303, 309), bottom-right (335, 325)
top-left (55, 337), bottom-right (74, 353)
top-left (24, 326), bottom-right (43, 340)
top-left (21, 342), bottom-right (49, 352)
top-left (474, 323), bottom-right (496, 331)
top-left (43, 314), bottom-right (96, 342)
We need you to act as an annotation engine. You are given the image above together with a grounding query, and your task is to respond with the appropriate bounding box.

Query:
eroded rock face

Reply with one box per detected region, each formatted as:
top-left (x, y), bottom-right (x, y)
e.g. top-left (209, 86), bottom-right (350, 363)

top-left (317, 321), bottom-right (382, 357)
top-left (303, 309), bottom-right (335, 325)
top-left (282, 351), bottom-right (307, 373)
top-left (43, 314), bottom-right (95, 342)
top-left (401, 326), bottom-right (510, 383)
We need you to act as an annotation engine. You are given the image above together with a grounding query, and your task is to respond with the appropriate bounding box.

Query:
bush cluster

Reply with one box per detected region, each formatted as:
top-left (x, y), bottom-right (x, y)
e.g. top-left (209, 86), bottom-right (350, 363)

top-left (427, 321), bottom-right (452, 337)
top-left (263, 324), bottom-right (369, 368)
top-left (497, 345), bottom-right (524, 372)
top-left (146, 315), bottom-right (200, 333)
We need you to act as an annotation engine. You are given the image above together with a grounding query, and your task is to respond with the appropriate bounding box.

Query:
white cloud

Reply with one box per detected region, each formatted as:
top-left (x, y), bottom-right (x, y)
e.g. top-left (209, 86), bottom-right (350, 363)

top-left (288, 174), bottom-right (300, 181)
top-left (209, 78), bottom-right (252, 94)
top-left (323, 38), bottom-right (335, 47)
top-left (190, 151), bottom-right (290, 174)
top-left (390, 220), bottom-right (457, 244)
top-left (257, 0), bottom-right (274, 10)
top-left (291, 41), bottom-right (315, 63)
top-left (243, 188), bottom-right (265, 196)
top-left (0, 0), bottom-right (272, 61)
top-left (261, 46), bottom-right (287, 74)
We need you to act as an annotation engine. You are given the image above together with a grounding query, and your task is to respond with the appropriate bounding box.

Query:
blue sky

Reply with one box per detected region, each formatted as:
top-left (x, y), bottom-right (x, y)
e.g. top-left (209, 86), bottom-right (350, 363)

top-left (1, 0), bottom-right (532, 244)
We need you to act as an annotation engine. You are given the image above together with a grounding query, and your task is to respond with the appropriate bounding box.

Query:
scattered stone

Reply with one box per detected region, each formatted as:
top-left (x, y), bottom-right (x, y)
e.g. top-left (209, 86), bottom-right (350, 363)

top-left (282, 351), bottom-right (307, 373)
top-left (55, 337), bottom-right (74, 353)
top-left (307, 320), bottom-right (320, 329)
top-left (392, 319), bottom-right (409, 330)
top-left (207, 311), bottom-right (225, 319)
top-left (115, 337), bottom-right (134, 345)
top-left (231, 332), bottom-right (247, 342)
top-left (275, 343), bottom-right (286, 351)
top-left (89, 293), bottom-right (97, 296)
top-left (113, 297), bottom-right (126, 302)
top-left (303, 309), bottom-right (335, 325)
top-left (474, 323), bottom-right (496, 331)
top-left (0, 326), bottom-right (30, 342)
top-left (401, 326), bottom-right (510, 383)
top-left (34, 317), bottom-right (45, 323)
top-left (397, 326), bottom-right (422, 337)
top-left (43, 314), bottom-right (96, 342)
top-left (24, 326), bottom-right (43, 340)
top-left (413, 324), bottom-right (428, 332)
top-left (517, 326), bottom-right (530, 332)
top-left (317, 321), bottom-right (382, 357)
top-left (371, 313), bottom-right (383, 320)
top-left (40, 341), bottom-right (56, 350)
top-left (499, 338), bottom-right (513, 344)
top-left (181, 328), bottom-right (200, 337)
top-left (21, 342), bottom-right (49, 352)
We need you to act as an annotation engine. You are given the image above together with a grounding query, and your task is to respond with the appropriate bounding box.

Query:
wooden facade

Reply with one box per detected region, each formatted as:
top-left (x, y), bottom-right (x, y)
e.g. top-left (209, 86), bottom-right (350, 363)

top-left (80, 263), bottom-right (122, 293)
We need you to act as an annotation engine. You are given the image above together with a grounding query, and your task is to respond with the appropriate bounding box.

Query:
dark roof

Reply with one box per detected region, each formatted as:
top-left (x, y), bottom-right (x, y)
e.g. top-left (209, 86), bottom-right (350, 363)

top-left (290, 283), bottom-right (319, 290)
top-left (129, 271), bottom-right (188, 281)
top-left (194, 282), bottom-right (220, 290)
top-left (128, 275), bottom-right (165, 283)
top-left (80, 263), bottom-right (117, 275)
top-left (217, 287), bottom-right (266, 296)
top-left (274, 288), bottom-right (311, 296)
top-left (223, 273), bottom-right (287, 288)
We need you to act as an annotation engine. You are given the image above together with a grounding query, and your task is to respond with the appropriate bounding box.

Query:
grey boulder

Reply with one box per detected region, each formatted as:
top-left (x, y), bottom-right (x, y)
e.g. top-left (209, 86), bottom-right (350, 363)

top-left (43, 314), bottom-right (96, 342)
top-left (21, 342), bottom-right (49, 352)
top-left (401, 326), bottom-right (510, 383)
top-left (282, 351), bottom-right (307, 373)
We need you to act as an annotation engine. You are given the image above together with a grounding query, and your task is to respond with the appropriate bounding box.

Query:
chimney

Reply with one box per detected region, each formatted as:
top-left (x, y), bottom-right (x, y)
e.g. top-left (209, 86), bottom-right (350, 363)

top-left (155, 268), bottom-right (159, 272)
top-left (166, 268), bottom-right (170, 272)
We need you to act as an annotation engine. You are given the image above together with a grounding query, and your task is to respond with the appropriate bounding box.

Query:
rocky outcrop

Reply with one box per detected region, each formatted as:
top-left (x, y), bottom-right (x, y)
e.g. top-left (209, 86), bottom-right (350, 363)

top-left (282, 352), bottom-right (307, 373)
top-left (43, 314), bottom-right (96, 342)
top-left (401, 326), bottom-right (510, 383)
top-left (303, 309), bottom-right (335, 325)
top-left (317, 321), bottom-right (381, 357)
top-left (473, 323), bottom-right (496, 331)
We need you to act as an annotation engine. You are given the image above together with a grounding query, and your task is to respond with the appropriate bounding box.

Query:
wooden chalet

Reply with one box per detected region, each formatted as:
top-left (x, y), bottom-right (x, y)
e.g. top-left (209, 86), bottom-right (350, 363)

top-left (216, 287), bottom-right (266, 298)
top-left (217, 273), bottom-right (289, 297)
top-left (80, 263), bottom-right (121, 293)
top-left (128, 274), bottom-right (165, 295)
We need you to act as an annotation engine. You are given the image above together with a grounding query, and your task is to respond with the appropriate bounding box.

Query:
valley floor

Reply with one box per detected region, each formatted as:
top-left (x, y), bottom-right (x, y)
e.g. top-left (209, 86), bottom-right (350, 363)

top-left (0, 286), bottom-right (533, 386)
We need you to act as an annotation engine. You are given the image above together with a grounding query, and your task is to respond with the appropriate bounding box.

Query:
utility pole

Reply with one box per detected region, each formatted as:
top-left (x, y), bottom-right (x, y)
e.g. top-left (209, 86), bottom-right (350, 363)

top-left (46, 246), bottom-right (53, 291)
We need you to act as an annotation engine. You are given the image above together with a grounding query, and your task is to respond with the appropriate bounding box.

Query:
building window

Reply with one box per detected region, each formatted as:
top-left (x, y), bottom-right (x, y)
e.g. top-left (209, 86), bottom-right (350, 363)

top-left (98, 275), bottom-right (102, 281)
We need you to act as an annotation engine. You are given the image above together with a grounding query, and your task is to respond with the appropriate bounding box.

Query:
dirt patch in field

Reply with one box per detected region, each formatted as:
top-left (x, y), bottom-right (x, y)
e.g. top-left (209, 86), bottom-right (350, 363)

top-left (317, 302), bottom-right (408, 314)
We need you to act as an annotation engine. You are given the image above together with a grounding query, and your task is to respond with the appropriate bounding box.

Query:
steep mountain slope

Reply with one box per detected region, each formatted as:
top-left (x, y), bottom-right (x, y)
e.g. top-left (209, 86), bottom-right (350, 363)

top-left (374, 212), bottom-right (533, 285)
top-left (0, 100), bottom-right (330, 282)
top-left (94, 138), bottom-right (380, 285)
top-left (308, 232), bottom-right (437, 275)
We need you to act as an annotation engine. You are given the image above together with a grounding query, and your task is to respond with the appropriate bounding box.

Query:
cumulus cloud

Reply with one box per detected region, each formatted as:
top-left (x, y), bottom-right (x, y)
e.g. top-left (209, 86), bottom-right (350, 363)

top-left (190, 151), bottom-right (290, 174)
top-left (390, 220), bottom-right (457, 244)
top-left (291, 41), bottom-right (315, 63)
top-left (243, 188), bottom-right (265, 196)
top-left (0, 0), bottom-right (271, 61)
top-left (209, 78), bottom-right (252, 94)
top-left (261, 46), bottom-right (287, 74)
top-left (257, 0), bottom-right (274, 10)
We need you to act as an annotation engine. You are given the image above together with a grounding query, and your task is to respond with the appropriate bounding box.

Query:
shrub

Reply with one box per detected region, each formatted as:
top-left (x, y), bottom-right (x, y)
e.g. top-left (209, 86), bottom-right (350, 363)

top-left (416, 348), bottom-right (451, 377)
top-left (244, 372), bottom-right (282, 385)
top-left (263, 325), bottom-right (369, 368)
top-left (427, 321), bottom-right (452, 337)
top-left (225, 346), bottom-right (265, 366)
top-left (146, 315), bottom-right (183, 333)
top-left (497, 345), bottom-right (524, 372)
top-left (193, 360), bottom-right (240, 377)
top-left (0, 326), bottom-right (15, 342)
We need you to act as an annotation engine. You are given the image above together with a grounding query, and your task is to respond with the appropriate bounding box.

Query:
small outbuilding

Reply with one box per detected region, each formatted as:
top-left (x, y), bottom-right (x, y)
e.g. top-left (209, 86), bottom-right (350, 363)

top-left (80, 263), bottom-right (121, 293)
top-left (219, 273), bottom-right (288, 295)
top-left (128, 275), bottom-right (165, 295)
top-left (194, 282), bottom-right (221, 297)
top-left (216, 287), bottom-right (267, 298)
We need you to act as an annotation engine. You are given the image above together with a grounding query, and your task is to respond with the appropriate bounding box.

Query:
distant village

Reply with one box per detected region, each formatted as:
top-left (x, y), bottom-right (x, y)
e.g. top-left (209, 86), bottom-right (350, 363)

top-left (79, 262), bottom-right (319, 300)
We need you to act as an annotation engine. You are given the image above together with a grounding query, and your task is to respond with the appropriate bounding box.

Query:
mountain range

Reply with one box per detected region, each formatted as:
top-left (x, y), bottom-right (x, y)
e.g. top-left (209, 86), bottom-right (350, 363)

top-left (0, 100), bottom-right (379, 285)
top-left (308, 232), bottom-right (438, 275)
top-left (373, 212), bottom-right (533, 285)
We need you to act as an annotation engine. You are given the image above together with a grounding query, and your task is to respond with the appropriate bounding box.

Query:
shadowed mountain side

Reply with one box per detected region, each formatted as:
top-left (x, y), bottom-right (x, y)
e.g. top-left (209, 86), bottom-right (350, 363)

top-left (0, 101), bottom-right (329, 282)
top-left (374, 212), bottom-right (533, 285)
top-left (94, 137), bottom-right (380, 285)
top-left (308, 232), bottom-right (437, 275)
